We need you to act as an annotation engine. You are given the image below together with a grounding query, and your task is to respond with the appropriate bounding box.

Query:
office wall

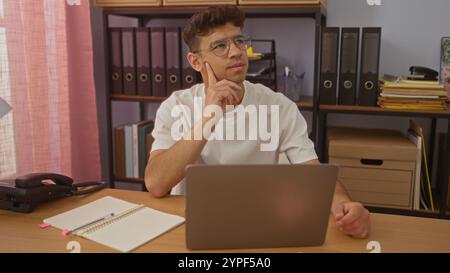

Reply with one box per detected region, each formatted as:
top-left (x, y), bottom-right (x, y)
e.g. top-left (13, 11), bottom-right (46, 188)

top-left (328, 0), bottom-right (450, 77)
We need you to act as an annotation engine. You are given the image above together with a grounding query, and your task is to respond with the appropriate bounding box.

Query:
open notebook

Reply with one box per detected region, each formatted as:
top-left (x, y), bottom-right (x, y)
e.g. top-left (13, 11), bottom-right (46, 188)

top-left (44, 196), bottom-right (185, 252)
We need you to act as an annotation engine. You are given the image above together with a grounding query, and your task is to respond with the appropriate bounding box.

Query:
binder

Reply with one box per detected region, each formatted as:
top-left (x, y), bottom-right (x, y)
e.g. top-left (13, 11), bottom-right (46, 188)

top-left (165, 27), bottom-right (182, 96)
top-left (124, 124), bottom-right (133, 178)
top-left (358, 27), bottom-right (381, 106)
top-left (109, 28), bottom-right (123, 94)
top-left (114, 126), bottom-right (125, 178)
top-left (136, 28), bottom-right (152, 96)
top-left (132, 120), bottom-right (153, 178)
top-left (181, 38), bottom-right (198, 89)
top-left (151, 27), bottom-right (166, 97)
top-left (319, 27), bottom-right (340, 105)
top-left (338, 28), bottom-right (359, 105)
top-left (122, 28), bottom-right (137, 95)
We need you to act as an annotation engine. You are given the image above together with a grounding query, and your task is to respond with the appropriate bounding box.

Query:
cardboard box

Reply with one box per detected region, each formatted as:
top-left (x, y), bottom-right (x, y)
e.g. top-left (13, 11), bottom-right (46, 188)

top-left (328, 127), bottom-right (417, 209)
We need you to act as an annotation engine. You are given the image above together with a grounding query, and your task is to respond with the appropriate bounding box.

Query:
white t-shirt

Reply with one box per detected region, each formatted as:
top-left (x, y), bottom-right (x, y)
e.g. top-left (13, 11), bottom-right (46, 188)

top-left (151, 80), bottom-right (318, 194)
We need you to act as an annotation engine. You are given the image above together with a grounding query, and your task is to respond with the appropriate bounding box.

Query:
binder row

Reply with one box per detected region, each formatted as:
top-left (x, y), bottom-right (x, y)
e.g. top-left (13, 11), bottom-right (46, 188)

top-left (109, 27), bottom-right (200, 97)
top-left (319, 27), bottom-right (382, 106)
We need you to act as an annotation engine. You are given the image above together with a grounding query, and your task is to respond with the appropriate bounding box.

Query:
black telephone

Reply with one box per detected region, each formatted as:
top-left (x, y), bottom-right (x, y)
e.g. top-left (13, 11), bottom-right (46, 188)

top-left (409, 66), bottom-right (439, 81)
top-left (0, 173), bottom-right (106, 213)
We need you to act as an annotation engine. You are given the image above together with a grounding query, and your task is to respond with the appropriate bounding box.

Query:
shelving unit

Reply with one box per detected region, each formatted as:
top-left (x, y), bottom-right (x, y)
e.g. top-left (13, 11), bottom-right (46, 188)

top-left (98, 4), bottom-right (327, 191)
top-left (317, 104), bottom-right (450, 219)
top-left (246, 39), bottom-right (277, 91)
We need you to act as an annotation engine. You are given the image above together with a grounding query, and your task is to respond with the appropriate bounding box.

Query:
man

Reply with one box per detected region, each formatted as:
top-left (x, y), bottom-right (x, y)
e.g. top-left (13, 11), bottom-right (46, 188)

top-left (145, 5), bottom-right (370, 239)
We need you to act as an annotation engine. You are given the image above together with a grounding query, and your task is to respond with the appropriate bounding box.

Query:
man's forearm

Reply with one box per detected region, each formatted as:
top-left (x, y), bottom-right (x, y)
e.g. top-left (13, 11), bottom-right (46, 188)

top-left (145, 117), bottom-right (212, 197)
top-left (332, 180), bottom-right (351, 208)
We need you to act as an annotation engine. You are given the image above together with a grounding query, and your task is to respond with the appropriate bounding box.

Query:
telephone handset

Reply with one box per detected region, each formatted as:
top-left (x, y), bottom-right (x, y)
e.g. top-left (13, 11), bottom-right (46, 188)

top-left (0, 172), bottom-right (106, 213)
top-left (15, 173), bottom-right (74, 188)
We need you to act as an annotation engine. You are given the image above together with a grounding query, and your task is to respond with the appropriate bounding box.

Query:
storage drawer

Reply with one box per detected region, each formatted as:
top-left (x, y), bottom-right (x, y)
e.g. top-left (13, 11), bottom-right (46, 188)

top-left (163, 0), bottom-right (237, 6)
top-left (328, 127), bottom-right (417, 209)
top-left (347, 191), bottom-right (412, 209)
top-left (339, 167), bottom-right (412, 183)
top-left (340, 178), bottom-right (412, 195)
top-left (95, 0), bottom-right (162, 7)
top-left (330, 157), bottom-right (416, 171)
top-left (338, 167), bottom-right (413, 208)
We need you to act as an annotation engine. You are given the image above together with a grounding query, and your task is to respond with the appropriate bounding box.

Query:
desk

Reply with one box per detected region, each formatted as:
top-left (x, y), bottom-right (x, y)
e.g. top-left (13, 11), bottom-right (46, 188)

top-left (1, 188), bottom-right (450, 253)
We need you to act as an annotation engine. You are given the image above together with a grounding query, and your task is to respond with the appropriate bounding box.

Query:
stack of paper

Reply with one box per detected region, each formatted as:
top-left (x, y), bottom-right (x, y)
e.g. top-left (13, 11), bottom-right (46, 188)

top-left (378, 79), bottom-right (448, 110)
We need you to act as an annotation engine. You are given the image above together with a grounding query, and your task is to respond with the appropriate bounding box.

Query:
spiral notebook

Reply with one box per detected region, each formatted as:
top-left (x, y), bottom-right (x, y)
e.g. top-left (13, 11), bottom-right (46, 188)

top-left (43, 196), bottom-right (185, 252)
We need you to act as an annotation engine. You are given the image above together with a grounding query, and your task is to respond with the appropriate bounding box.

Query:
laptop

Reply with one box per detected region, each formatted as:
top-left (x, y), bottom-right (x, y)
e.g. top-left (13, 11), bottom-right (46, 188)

top-left (185, 164), bottom-right (338, 250)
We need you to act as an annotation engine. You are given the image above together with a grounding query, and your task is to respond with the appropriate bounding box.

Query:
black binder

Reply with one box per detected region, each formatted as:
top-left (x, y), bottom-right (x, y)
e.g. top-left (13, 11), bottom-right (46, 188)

top-left (338, 28), bottom-right (359, 105)
top-left (151, 27), bottom-right (166, 97)
top-left (122, 28), bottom-right (137, 95)
top-left (358, 27), bottom-right (381, 106)
top-left (181, 38), bottom-right (198, 89)
top-left (109, 28), bottom-right (123, 94)
top-left (165, 27), bottom-right (182, 96)
top-left (319, 27), bottom-right (340, 105)
top-left (136, 28), bottom-right (152, 96)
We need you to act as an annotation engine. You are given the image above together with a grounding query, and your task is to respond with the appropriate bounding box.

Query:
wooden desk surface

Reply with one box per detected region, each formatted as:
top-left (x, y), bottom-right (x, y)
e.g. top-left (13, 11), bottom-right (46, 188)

top-left (1, 188), bottom-right (450, 253)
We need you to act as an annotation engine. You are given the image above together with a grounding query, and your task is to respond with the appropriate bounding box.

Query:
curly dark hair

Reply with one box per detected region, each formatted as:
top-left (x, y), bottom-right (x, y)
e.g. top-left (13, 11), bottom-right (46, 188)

top-left (182, 5), bottom-right (245, 52)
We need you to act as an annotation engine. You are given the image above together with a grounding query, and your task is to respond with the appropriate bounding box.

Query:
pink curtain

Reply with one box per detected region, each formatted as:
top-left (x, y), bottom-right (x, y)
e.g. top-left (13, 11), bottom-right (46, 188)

top-left (0, 0), bottom-right (100, 182)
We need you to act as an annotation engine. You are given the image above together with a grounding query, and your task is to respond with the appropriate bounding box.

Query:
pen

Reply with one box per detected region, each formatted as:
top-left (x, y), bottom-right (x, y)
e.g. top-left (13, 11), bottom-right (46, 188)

top-left (62, 212), bottom-right (115, 236)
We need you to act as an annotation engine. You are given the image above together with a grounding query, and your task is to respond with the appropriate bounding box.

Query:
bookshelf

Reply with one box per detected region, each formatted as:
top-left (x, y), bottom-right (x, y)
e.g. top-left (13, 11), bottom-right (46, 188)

top-left (96, 3), bottom-right (327, 192)
top-left (246, 39), bottom-right (277, 91)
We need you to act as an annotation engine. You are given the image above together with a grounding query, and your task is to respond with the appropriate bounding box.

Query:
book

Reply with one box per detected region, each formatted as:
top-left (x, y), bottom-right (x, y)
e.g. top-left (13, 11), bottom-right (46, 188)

top-left (43, 196), bottom-right (185, 252)
top-left (378, 103), bottom-right (447, 110)
top-left (407, 124), bottom-right (422, 210)
top-left (380, 93), bottom-right (444, 99)
top-left (124, 125), bottom-right (133, 178)
top-left (139, 121), bottom-right (154, 178)
top-left (381, 89), bottom-right (448, 96)
top-left (132, 120), bottom-right (153, 178)
top-left (114, 126), bottom-right (125, 178)
top-left (380, 77), bottom-right (449, 109)
top-left (382, 80), bottom-right (444, 90)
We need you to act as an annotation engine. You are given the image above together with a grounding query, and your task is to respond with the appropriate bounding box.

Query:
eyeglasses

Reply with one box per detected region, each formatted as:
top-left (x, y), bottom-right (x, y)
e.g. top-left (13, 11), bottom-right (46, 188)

top-left (193, 35), bottom-right (251, 57)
